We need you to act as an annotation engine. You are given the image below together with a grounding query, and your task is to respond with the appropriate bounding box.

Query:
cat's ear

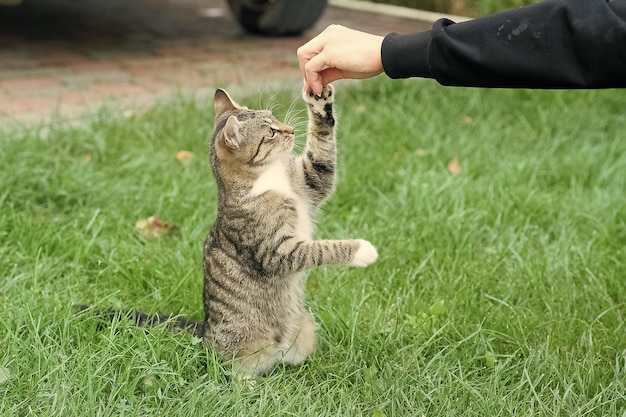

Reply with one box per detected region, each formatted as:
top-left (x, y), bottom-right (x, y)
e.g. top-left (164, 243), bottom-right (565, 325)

top-left (214, 89), bottom-right (238, 121)
top-left (221, 115), bottom-right (241, 150)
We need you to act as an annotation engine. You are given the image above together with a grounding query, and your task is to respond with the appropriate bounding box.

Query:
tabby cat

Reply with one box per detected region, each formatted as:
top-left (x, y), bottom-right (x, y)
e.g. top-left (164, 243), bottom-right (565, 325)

top-left (202, 84), bottom-right (378, 377)
top-left (84, 85), bottom-right (378, 379)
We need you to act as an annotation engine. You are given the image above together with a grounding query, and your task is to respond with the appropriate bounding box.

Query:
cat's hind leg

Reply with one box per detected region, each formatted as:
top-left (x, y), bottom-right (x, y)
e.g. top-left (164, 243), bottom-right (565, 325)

top-left (233, 314), bottom-right (315, 378)
top-left (280, 312), bottom-right (316, 366)
top-left (232, 345), bottom-right (283, 378)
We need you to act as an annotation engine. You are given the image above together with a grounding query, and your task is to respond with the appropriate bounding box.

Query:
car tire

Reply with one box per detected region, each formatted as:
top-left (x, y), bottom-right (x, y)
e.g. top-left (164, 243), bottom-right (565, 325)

top-left (226, 0), bottom-right (327, 36)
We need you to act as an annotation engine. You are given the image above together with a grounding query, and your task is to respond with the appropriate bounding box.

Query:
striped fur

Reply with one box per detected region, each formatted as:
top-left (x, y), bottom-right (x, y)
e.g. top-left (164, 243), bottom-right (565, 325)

top-left (203, 85), bottom-right (378, 377)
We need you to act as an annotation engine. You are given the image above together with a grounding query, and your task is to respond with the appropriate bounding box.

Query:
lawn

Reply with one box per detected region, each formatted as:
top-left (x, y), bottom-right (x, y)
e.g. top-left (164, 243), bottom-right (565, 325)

top-left (1, 78), bottom-right (625, 416)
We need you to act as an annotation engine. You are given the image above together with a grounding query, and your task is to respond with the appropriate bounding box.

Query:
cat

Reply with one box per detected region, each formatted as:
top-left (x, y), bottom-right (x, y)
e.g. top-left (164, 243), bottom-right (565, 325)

top-left (201, 84), bottom-right (378, 377)
top-left (83, 84), bottom-right (378, 379)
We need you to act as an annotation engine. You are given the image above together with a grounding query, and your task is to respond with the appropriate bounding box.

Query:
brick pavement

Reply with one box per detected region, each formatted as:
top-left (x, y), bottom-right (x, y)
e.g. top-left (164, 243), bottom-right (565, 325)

top-left (0, 0), bottom-right (432, 125)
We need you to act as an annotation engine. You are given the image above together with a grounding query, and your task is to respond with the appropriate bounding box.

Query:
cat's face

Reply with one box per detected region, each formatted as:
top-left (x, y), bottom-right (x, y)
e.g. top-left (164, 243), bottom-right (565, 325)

top-left (212, 89), bottom-right (295, 167)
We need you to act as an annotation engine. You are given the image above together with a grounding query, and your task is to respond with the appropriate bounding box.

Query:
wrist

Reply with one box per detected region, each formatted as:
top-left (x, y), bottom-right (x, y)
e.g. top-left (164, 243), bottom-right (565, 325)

top-left (382, 31), bottom-right (433, 79)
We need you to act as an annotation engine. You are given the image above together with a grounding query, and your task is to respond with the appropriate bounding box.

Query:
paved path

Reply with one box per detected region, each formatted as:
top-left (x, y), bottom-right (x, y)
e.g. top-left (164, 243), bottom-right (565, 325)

top-left (0, 0), bottom-right (431, 125)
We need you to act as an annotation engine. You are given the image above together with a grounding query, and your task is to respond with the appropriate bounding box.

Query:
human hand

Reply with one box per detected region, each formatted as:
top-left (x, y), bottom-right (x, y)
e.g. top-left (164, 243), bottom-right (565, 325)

top-left (297, 25), bottom-right (384, 95)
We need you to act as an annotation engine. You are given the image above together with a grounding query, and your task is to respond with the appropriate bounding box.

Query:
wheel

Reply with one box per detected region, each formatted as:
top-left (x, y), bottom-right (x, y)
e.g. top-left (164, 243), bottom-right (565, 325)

top-left (226, 0), bottom-right (327, 36)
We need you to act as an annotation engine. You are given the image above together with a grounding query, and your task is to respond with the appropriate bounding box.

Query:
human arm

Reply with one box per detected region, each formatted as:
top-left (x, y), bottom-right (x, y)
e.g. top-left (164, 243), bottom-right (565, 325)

top-left (298, 0), bottom-right (626, 92)
top-left (383, 0), bottom-right (626, 88)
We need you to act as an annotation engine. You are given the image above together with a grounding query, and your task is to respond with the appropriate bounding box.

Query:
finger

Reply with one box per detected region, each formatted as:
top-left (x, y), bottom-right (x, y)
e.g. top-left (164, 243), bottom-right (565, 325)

top-left (303, 53), bottom-right (332, 95)
top-left (306, 70), bottom-right (345, 96)
top-left (309, 75), bottom-right (323, 97)
top-left (302, 78), bottom-right (313, 94)
top-left (298, 54), bottom-right (322, 94)
top-left (297, 40), bottom-right (324, 75)
top-left (319, 69), bottom-right (344, 86)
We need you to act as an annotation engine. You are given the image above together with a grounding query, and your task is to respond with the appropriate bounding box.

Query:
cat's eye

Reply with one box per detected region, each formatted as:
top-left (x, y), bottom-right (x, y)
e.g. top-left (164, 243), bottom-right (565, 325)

top-left (268, 127), bottom-right (279, 138)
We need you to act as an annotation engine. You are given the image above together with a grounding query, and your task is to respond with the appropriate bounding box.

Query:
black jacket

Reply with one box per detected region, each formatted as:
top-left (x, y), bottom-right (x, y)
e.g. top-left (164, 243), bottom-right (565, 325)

top-left (381, 0), bottom-right (626, 88)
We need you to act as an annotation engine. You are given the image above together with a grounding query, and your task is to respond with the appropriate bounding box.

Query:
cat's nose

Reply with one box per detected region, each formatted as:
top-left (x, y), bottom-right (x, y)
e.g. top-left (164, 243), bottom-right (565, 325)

top-left (279, 122), bottom-right (294, 135)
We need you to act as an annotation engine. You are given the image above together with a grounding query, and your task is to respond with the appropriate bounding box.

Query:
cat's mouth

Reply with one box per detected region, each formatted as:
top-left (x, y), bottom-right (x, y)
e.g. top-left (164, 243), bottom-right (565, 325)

top-left (284, 133), bottom-right (295, 147)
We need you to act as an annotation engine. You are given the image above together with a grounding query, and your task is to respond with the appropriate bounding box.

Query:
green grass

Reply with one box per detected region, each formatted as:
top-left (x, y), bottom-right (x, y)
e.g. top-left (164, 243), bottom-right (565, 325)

top-left (1, 78), bottom-right (626, 416)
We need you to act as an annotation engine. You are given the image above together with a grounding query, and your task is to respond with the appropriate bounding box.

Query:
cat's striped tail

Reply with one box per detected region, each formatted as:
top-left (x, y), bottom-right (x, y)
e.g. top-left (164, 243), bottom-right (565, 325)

top-left (78, 305), bottom-right (204, 338)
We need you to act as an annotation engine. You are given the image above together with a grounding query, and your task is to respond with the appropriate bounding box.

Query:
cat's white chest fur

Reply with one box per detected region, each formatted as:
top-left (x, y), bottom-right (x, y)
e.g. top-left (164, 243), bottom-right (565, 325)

top-left (250, 161), bottom-right (313, 239)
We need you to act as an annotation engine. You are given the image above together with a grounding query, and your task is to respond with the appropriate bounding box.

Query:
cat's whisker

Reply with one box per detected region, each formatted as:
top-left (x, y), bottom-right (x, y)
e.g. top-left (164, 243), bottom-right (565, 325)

top-left (286, 113), bottom-right (307, 130)
top-left (257, 86), bottom-right (267, 109)
top-left (285, 107), bottom-right (307, 126)
top-left (292, 143), bottom-right (305, 154)
top-left (288, 115), bottom-right (307, 128)
top-left (291, 120), bottom-right (307, 131)
top-left (288, 118), bottom-right (306, 132)
top-left (261, 91), bottom-right (281, 113)
top-left (284, 95), bottom-right (304, 125)
top-left (257, 86), bottom-right (273, 111)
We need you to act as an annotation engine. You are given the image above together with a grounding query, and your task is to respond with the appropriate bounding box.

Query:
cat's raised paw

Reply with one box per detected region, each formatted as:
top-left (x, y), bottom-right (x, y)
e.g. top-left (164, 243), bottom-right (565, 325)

top-left (351, 239), bottom-right (378, 267)
top-left (304, 84), bottom-right (334, 107)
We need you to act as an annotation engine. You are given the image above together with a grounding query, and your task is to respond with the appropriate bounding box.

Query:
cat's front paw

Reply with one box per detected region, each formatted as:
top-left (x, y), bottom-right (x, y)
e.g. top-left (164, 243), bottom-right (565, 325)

top-left (351, 239), bottom-right (378, 267)
top-left (304, 84), bottom-right (334, 111)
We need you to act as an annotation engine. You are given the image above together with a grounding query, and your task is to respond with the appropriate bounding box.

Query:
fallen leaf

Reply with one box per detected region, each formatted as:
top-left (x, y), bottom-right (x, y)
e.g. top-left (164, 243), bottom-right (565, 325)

top-left (447, 156), bottom-right (462, 175)
top-left (135, 215), bottom-right (178, 239)
top-left (176, 150), bottom-right (195, 162)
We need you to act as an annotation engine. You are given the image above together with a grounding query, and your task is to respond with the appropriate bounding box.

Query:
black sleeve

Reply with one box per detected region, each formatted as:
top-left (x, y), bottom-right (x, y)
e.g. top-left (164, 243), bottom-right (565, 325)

top-left (381, 0), bottom-right (626, 88)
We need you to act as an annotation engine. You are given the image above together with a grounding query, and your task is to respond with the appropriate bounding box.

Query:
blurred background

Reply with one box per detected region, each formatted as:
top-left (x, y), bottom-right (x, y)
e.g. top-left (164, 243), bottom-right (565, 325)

top-left (0, 0), bottom-right (534, 125)
top-left (364, 0), bottom-right (540, 16)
